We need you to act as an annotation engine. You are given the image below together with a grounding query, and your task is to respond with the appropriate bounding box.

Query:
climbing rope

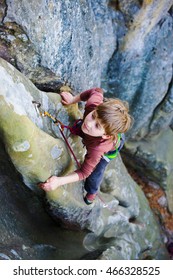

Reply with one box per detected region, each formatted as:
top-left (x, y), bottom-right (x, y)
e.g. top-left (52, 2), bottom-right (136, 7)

top-left (32, 101), bottom-right (81, 168)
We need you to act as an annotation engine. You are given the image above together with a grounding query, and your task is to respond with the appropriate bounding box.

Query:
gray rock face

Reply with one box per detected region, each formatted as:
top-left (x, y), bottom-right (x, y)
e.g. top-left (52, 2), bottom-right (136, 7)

top-left (5, 0), bottom-right (115, 92)
top-left (106, 3), bottom-right (173, 141)
top-left (3, 2), bottom-right (173, 205)
top-left (123, 128), bottom-right (173, 213)
top-left (0, 0), bottom-right (173, 259)
top-left (0, 140), bottom-right (88, 260)
top-left (0, 58), bottom-right (169, 259)
top-left (0, 57), bottom-right (76, 192)
top-left (0, 22), bottom-right (64, 92)
top-left (103, 1), bottom-right (173, 212)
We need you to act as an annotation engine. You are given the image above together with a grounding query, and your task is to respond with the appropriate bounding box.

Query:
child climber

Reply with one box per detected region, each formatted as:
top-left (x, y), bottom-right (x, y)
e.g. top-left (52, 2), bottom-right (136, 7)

top-left (39, 88), bottom-right (133, 205)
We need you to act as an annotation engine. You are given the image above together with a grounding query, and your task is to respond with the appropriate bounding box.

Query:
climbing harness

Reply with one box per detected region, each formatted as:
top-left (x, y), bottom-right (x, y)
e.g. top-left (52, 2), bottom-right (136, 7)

top-left (103, 133), bottom-right (125, 161)
top-left (32, 101), bottom-right (81, 168)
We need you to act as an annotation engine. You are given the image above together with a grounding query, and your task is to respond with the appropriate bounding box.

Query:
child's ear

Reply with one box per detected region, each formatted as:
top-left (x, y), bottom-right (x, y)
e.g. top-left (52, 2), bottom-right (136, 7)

top-left (102, 134), bottom-right (112, 140)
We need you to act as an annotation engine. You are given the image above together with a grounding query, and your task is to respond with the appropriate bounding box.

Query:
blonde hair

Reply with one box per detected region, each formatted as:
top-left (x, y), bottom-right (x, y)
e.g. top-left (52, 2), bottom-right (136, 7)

top-left (95, 98), bottom-right (133, 140)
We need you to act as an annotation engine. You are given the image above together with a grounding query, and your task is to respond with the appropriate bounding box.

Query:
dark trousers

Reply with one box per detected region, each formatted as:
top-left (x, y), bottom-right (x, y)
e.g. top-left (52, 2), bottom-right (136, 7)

top-left (71, 120), bottom-right (125, 195)
top-left (84, 157), bottom-right (109, 194)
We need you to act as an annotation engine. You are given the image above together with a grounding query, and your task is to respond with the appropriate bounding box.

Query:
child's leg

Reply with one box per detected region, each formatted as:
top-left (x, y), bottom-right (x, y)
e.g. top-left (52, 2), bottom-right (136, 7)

top-left (84, 157), bottom-right (109, 194)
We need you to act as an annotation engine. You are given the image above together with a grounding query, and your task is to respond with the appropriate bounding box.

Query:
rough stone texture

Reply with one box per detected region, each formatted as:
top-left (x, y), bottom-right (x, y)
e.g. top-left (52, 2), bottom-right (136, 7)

top-left (0, 58), bottom-right (169, 259)
top-left (5, 0), bottom-right (115, 92)
top-left (104, 0), bottom-right (173, 212)
top-left (122, 128), bottom-right (173, 213)
top-left (0, 22), bottom-right (64, 92)
top-left (0, 140), bottom-right (88, 260)
top-left (149, 78), bottom-right (173, 137)
top-left (0, 0), bottom-right (173, 258)
top-left (82, 156), bottom-right (169, 260)
top-left (0, 0), bottom-right (7, 23)
top-left (0, 57), bottom-right (82, 192)
top-left (106, 0), bottom-right (173, 140)
top-left (2, 1), bottom-right (173, 210)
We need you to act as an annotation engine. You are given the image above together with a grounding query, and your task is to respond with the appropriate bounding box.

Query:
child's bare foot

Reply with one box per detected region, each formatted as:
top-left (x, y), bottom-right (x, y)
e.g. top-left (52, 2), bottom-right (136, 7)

top-left (38, 176), bottom-right (59, 191)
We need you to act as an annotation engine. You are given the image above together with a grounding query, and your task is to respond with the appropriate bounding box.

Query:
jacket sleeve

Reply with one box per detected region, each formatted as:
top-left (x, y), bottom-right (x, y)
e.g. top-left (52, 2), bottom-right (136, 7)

top-left (74, 148), bottom-right (104, 180)
top-left (80, 88), bottom-right (103, 108)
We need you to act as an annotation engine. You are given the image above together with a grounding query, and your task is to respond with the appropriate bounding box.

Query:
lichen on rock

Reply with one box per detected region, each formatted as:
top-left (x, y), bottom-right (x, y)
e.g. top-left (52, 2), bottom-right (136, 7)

top-left (0, 57), bottom-right (73, 192)
top-left (0, 58), bottom-right (169, 259)
top-left (1, 0), bottom-right (173, 260)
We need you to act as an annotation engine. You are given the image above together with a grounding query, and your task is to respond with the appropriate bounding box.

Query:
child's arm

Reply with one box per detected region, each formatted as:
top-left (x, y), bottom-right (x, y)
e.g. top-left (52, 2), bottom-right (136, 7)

top-left (39, 172), bottom-right (80, 191)
top-left (61, 88), bottom-right (103, 106)
top-left (61, 92), bottom-right (81, 105)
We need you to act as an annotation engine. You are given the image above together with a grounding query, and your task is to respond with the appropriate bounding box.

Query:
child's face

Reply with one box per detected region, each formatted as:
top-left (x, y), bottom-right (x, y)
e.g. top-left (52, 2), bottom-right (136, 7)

top-left (81, 110), bottom-right (110, 139)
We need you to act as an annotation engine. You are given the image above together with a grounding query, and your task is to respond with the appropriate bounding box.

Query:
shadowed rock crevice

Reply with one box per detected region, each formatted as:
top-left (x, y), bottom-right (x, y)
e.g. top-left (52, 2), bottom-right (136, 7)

top-left (147, 77), bottom-right (173, 137)
top-left (0, 0), bottom-right (7, 24)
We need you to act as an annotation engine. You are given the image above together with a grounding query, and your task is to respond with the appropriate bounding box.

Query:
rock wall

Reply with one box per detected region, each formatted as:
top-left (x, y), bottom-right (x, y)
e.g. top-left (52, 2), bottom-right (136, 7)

top-left (0, 139), bottom-right (87, 260)
top-left (106, 1), bottom-right (173, 140)
top-left (104, 0), bottom-right (173, 212)
top-left (5, 0), bottom-right (115, 92)
top-left (0, 58), bottom-right (169, 259)
top-left (1, 1), bottom-right (172, 211)
top-left (0, 0), bottom-right (173, 259)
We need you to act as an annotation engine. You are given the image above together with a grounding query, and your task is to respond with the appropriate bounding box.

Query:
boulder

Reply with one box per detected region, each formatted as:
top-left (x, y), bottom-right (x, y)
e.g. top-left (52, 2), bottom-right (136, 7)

top-left (0, 0), bottom-right (173, 259)
top-left (0, 58), bottom-right (169, 259)
top-left (2, 0), bottom-right (173, 198)
top-left (5, 0), bottom-right (116, 92)
top-left (0, 57), bottom-right (80, 192)
top-left (122, 128), bottom-right (173, 213)
top-left (0, 140), bottom-right (87, 260)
